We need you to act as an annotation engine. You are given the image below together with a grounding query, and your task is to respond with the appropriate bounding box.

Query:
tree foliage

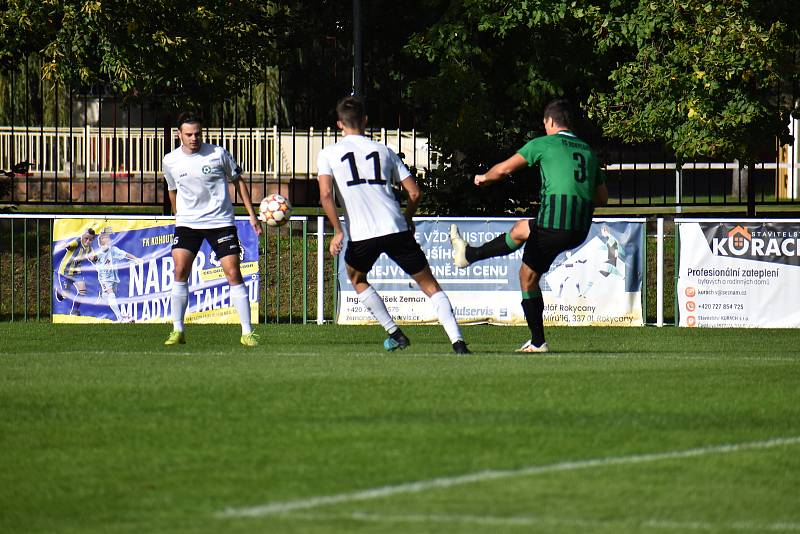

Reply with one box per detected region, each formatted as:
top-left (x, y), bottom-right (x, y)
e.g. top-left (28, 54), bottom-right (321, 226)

top-left (406, 0), bottom-right (800, 214)
top-left (586, 0), bottom-right (800, 162)
top-left (405, 0), bottom-right (614, 215)
top-left (1, 0), bottom-right (799, 214)
top-left (276, 0), bottom-right (448, 128)
top-left (0, 0), bottom-right (284, 106)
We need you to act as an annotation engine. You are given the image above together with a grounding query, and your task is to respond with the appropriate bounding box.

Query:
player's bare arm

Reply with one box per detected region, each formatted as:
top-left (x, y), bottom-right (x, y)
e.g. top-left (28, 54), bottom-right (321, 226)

top-left (399, 175), bottom-right (421, 228)
top-left (474, 153), bottom-right (528, 186)
top-left (233, 178), bottom-right (262, 237)
top-left (168, 189), bottom-right (177, 215)
top-left (318, 173), bottom-right (344, 256)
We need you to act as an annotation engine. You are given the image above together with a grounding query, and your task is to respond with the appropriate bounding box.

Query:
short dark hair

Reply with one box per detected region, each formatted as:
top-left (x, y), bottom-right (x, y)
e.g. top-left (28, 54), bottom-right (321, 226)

top-left (177, 112), bottom-right (203, 130)
top-left (336, 96), bottom-right (366, 129)
top-left (543, 99), bottom-right (572, 129)
top-left (85, 228), bottom-right (96, 236)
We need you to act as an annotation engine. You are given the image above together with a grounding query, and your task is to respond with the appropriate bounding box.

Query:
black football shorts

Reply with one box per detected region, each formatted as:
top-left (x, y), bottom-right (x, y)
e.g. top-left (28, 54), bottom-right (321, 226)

top-left (345, 230), bottom-right (429, 275)
top-left (172, 226), bottom-right (241, 260)
top-left (522, 219), bottom-right (589, 274)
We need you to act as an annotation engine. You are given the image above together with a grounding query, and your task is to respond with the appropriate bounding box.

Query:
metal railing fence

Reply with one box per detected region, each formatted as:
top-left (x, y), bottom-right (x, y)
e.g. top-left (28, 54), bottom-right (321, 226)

top-left (0, 126), bottom-right (433, 206)
top-left (602, 158), bottom-right (800, 208)
top-left (2, 213), bottom-right (681, 325)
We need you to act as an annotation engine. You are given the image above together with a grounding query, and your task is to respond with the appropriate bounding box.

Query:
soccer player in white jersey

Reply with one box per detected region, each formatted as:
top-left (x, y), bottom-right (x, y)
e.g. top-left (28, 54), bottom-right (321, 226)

top-left (318, 96), bottom-right (469, 354)
top-left (92, 229), bottom-right (139, 322)
top-left (162, 112), bottom-right (262, 347)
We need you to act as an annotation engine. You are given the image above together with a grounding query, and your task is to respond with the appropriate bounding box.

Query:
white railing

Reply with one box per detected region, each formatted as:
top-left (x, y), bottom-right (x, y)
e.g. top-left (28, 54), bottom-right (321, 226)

top-left (4, 124), bottom-right (798, 201)
top-left (0, 126), bottom-right (434, 178)
top-left (0, 126), bottom-right (166, 176)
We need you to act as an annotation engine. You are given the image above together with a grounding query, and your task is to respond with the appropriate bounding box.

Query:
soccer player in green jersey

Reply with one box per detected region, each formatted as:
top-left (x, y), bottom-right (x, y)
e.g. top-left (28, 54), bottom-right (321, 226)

top-left (450, 99), bottom-right (609, 352)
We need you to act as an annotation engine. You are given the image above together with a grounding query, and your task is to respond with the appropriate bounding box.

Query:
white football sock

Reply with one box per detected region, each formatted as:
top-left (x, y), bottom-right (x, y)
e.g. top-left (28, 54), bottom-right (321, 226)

top-left (171, 281), bottom-right (189, 332)
top-left (230, 283), bottom-right (253, 335)
top-left (430, 291), bottom-right (463, 343)
top-left (358, 286), bottom-right (397, 333)
top-left (107, 293), bottom-right (122, 321)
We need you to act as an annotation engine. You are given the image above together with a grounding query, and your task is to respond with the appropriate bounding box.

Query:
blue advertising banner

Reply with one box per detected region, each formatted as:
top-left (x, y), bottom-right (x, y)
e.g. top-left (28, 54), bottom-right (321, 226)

top-left (52, 217), bottom-right (259, 324)
top-left (336, 218), bottom-right (644, 326)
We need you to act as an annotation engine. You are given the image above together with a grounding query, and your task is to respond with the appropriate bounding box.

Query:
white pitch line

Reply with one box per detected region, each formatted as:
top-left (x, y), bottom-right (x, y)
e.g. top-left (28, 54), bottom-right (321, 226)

top-left (216, 435), bottom-right (800, 519)
top-left (645, 519), bottom-right (800, 531)
top-left (289, 511), bottom-right (605, 528)
top-left (284, 512), bottom-right (800, 532)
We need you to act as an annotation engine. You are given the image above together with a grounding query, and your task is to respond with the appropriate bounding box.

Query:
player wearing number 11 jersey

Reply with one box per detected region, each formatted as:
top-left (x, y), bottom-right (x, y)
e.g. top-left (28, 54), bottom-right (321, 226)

top-left (449, 99), bottom-right (608, 353)
top-left (318, 96), bottom-right (468, 354)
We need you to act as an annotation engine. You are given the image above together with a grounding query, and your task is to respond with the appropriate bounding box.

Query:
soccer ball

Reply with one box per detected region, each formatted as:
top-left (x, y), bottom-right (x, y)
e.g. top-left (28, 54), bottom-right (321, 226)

top-left (258, 193), bottom-right (292, 227)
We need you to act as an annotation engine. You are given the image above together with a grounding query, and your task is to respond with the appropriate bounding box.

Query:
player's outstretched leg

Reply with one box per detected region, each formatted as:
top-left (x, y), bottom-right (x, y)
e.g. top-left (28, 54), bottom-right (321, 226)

top-left (450, 223), bottom-right (525, 268)
top-left (449, 224), bottom-right (471, 268)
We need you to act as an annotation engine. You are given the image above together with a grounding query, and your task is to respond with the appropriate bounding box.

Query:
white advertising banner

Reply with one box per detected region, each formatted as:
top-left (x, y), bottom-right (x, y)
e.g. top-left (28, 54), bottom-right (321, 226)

top-left (677, 219), bottom-right (800, 327)
top-left (337, 218), bottom-right (645, 326)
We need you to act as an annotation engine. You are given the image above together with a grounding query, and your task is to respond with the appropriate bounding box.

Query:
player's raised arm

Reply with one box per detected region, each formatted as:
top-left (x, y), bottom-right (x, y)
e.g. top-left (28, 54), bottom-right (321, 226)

top-left (474, 153), bottom-right (528, 186)
top-left (318, 173), bottom-right (344, 256)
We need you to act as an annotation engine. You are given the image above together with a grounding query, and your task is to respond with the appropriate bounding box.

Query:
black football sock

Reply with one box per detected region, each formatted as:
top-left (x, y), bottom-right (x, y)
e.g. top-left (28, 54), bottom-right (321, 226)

top-left (520, 290), bottom-right (545, 346)
top-left (466, 232), bottom-right (522, 263)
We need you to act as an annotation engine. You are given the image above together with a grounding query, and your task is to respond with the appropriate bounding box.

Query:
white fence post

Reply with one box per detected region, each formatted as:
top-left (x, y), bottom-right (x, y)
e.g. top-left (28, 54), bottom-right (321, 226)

top-left (84, 124), bottom-right (91, 173)
top-left (656, 217), bottom-right (664, 327)
top-left (791, 117), bottom-right (799, 200)
top-left (317, 215), bottom-right (325, 325)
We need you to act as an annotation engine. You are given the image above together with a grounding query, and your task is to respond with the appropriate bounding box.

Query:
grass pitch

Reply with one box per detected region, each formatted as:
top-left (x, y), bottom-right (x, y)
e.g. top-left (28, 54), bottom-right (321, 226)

top-left (1, 323), bottom-right (799, 533)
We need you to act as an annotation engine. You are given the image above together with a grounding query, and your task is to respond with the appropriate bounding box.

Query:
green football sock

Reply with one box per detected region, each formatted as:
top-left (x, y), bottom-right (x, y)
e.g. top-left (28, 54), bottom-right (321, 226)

top-left (466, 232), bottom-right (522, 263)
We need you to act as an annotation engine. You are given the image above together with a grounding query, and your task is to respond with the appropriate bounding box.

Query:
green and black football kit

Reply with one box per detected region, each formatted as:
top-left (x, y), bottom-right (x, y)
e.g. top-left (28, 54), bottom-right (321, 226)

top-left (458, 129), bottom-right (605, 350)
top-left (516, 130), bottom-right (605, 274)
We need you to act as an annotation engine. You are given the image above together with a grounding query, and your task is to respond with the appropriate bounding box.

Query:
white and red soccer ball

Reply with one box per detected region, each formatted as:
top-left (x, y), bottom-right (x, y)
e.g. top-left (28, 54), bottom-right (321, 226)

top-left (258, 193), bottom-right (292, 227)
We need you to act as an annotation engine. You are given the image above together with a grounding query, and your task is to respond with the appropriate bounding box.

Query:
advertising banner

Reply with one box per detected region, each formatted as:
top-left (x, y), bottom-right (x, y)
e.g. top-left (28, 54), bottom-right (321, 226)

top-left (677, 219), bottom-right (800, 327)
top-left (52, 217), bottom-right (259, 324)
top-left (336, 218), bottom-right (644, 326)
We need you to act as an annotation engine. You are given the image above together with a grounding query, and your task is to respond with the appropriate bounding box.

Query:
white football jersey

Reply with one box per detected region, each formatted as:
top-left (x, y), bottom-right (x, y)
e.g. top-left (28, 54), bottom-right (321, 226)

top-left (163, 143), bottom-right (241, 229)
top-left (317, 135), bottom-right (412, 241)
top-left (95, 246), bottom-right (129, 284)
